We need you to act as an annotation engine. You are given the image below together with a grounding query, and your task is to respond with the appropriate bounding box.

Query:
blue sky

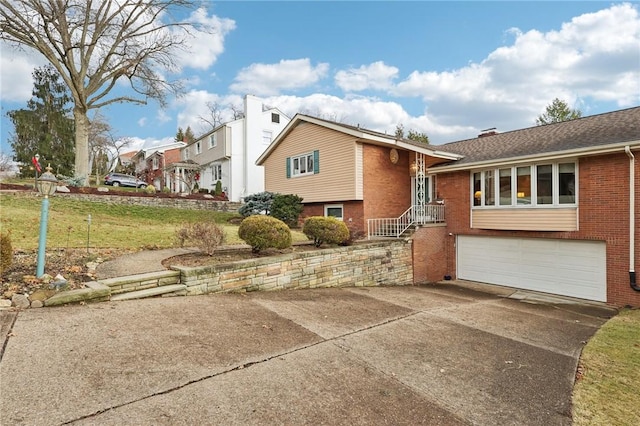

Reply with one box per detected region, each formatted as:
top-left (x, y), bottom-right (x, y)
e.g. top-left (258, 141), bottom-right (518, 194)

top-left (1, 1), bottom-right (639, 157)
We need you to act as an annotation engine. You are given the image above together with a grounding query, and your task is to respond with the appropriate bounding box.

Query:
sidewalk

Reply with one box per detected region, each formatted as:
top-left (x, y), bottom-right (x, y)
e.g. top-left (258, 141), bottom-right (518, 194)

top-left (95, 248), bottom-right (199, 279)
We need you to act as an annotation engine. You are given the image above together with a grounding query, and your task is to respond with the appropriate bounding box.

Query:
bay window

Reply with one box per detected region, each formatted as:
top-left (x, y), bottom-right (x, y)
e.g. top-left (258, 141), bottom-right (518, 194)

top-left (472, 161), bottom-right (576, 207)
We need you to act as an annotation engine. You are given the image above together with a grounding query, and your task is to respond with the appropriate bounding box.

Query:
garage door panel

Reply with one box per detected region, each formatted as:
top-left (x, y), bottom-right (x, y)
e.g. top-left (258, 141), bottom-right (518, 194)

top-left (457, 236), bottom-right (606, 302)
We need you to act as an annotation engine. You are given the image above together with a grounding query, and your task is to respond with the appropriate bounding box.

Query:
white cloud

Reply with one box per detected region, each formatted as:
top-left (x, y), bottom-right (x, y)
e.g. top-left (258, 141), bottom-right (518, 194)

top-left (335, 61), bottom-right (399, 92)
top-left (0, 44), bottom-right (48, 103)
top-left (137, 117), bottom-right (147, 127)
top-left (230, 59), bottom-right (330, 96)
top-left (267, 94), bottom-right (475, 143)
top-left (389, 3), bottom-right (640, 136)
top-left (174, 8), bottom-right (236, 71)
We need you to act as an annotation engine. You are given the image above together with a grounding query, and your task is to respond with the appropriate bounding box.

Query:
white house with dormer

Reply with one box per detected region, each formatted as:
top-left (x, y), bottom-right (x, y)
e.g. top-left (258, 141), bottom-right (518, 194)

top-left (179, 95), bottom-right (290, 201)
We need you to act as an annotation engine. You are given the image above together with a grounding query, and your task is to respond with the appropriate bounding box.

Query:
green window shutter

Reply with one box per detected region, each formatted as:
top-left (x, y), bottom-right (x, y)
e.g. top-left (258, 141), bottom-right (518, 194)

top-left (286, 157), bottom-right (291, 178)
top-left (313, 150), bottom-right (319, 174)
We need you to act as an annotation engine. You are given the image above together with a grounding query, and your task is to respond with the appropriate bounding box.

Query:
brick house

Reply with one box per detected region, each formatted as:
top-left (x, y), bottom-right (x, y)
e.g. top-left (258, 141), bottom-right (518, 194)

top-left (144, 147), bottom-right (182, 190)
top-left (257, 108), bottom-right (640, 307)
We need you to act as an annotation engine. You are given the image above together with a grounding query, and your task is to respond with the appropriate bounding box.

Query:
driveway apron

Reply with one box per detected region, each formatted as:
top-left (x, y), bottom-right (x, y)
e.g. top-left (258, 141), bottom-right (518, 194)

top-left (0, 283), bottom-right (614, 425)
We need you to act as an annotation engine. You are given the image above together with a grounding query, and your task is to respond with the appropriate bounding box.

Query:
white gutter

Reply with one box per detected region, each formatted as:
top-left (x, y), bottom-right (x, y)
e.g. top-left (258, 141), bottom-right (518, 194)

top-left (625, 146), bottom-right (638, 290)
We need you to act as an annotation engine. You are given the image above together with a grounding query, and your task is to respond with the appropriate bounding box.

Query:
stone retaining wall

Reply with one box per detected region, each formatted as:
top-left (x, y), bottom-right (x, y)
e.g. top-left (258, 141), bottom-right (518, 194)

top-left (4, 190), bottom-right (242, 212)
top-left (174, 240), bottom-right (413, 296)
top-left (100, 270), bottom-right (181, 295)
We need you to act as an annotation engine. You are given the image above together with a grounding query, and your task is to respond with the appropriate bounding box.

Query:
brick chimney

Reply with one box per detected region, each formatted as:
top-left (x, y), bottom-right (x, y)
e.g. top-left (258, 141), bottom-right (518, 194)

top-left (479, 127), bottom-right (498, 137)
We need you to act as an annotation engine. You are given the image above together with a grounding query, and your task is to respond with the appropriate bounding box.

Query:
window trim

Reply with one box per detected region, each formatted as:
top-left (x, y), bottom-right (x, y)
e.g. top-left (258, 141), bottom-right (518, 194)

top-left (324, 204), bottom-right (344, 221)
top-left (471, 161), bottom-right (577, 208)
top-left (286, 150), bottom-right (319, 178)
top-left (211, 163), bottom-right (222, 181)
top-left (209, 133), bottom-right (217, 149)
top-left (195, 141), bottom-right (202, 155)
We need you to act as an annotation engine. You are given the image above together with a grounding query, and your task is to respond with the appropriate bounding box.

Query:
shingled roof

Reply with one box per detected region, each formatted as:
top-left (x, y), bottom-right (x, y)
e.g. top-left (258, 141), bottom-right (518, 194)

top-left (432, 106), bottom-right (640, 168)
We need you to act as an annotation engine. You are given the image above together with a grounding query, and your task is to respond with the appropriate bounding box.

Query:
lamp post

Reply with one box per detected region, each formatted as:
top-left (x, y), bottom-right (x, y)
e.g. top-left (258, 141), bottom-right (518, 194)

top-left (36, 165), bottom-right (58, 277)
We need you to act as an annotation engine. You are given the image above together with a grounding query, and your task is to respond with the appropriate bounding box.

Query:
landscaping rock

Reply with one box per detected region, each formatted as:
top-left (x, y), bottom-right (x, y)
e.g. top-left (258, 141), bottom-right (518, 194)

top-left (30, 300), bottom-right (44, 308)
top-left (0, 299), bottom-right (12, 309)
top-left (56, 185), bottom-right (70, 193)
top-left (97, 187), bottom-right (109, 192)
top-left (12, 294), bottom-right (30, 309)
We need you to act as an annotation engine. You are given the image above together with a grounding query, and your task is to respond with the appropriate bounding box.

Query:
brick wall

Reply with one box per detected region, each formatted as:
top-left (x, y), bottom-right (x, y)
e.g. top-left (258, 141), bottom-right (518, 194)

top-left (431, 152), bottom-right (640, 307)
top-left (363, 145), bottom-right (412, 221)
top-left (301, 201), bottom-right (365, 235)
top-left (412, 225), bottom-right (450, 283)
top-left (175, 241), bottom-right (413, 295)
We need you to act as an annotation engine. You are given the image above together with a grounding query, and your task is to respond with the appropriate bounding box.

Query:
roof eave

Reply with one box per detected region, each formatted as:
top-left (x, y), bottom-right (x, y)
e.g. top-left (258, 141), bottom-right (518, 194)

top-left (428, 139), bottom-right (640, 173)
top-left (256, 114), bottom-right (463, 164)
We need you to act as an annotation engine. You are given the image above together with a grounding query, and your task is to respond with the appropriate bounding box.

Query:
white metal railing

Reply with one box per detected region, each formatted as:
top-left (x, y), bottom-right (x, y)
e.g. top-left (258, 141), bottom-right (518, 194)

top-left (367, 204), bottom-right (445, 239)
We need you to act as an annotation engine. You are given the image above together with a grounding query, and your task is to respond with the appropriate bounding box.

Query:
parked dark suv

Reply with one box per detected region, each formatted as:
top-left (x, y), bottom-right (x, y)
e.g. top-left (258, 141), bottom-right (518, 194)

top-left (104, 172), bottom-right (147, 188)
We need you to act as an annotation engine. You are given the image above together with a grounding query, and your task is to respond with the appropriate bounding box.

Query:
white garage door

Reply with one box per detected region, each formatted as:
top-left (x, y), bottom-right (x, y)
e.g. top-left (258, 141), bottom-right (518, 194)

top-left (457, 236), bottom-right (606, 302)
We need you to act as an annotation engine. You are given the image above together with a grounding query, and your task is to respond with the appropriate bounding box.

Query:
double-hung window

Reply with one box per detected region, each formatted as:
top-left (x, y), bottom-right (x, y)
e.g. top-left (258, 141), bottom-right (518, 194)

top-left (472, 161), bottom-right (576, 207)
top-left (211, 163), bottom-right (222, 181)
top-left (209, 134), bottom-right (217, 149)
top-left (287, 151), bottom-right (319, 178)
top-left (195, 141), bottom-right (201, 155)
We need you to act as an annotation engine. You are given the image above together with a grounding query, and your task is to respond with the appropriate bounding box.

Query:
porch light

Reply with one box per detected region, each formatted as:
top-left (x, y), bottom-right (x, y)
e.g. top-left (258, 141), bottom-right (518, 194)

top-left (410, 161), bottom-right (417, 176)
top-left (474, 191), bottom-right (482, 199)
top-left (517, 192), bottom-right (525, 198)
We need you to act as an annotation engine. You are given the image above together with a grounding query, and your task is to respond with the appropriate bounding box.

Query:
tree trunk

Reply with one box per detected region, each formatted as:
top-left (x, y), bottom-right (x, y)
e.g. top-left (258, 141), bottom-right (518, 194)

top-left (74, 108), bottom-right (90, 185)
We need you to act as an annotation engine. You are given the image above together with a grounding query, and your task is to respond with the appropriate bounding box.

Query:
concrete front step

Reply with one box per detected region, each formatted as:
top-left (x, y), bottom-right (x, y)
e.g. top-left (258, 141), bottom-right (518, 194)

top-left (110, 284), bottom-right (187, 301)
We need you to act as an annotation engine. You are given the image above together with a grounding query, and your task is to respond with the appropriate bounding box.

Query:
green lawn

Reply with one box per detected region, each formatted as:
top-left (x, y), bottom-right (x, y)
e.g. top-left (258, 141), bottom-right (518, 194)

top-left (572, 308), bottom-right (640, 425)
top-left (0, 194), bottom-right (307, 250)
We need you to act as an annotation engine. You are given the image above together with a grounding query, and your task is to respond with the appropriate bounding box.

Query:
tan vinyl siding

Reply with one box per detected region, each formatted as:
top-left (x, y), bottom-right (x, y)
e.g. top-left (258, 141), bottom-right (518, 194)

top-left (263, 122), bottom-right (358, 203)
top-left (472, 208), bottom-right (578, 231)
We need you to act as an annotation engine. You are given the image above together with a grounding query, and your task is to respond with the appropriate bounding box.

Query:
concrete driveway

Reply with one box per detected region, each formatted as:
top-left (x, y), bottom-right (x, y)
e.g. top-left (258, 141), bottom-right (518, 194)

top-left (0, 282), bottom-right (615, 425)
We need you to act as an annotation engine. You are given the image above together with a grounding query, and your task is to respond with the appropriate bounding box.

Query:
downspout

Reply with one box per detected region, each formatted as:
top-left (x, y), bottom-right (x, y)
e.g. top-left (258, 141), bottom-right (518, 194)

top-left (625, 146), bottom-right (639, 291)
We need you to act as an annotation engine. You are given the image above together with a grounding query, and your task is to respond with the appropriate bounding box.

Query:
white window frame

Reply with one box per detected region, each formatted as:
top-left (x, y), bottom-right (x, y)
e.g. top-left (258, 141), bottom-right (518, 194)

top-left (211, 163), bottom-right (222, 181)
top-left (183, 149), bottom-right (189, 161)
top-left (152, 157), bottom-right (159, 170)
top-left (471, 161), bottom-right (577, 208)
top-left (195, 141), bottom-right (201, 155)
top-left (324, 204), bottom-right (344, 221)
top-left (291, 152), bottom-right (315, 177)
top-left (209, 133), bottom-right (217, 149)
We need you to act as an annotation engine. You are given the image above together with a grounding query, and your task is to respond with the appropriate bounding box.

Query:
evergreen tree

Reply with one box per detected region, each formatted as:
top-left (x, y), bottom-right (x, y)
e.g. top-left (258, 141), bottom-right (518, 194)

top-left (7, 66), bottom-right (75, 177)
top-left (536, 98), bottom-right (582, 125)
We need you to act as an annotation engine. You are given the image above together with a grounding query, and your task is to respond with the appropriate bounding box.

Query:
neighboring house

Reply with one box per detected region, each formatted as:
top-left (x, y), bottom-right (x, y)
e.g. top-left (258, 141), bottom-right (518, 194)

top-left (130, 141), bottom-right (186, 182)
top-left (144, 147), bottom-right (182, 190)
top-left (117, 150), bottom-right (137, 172)
top-left (180, 95), bottom-right (290, 200)
top-left (257, 108), bottom-right (640, 307)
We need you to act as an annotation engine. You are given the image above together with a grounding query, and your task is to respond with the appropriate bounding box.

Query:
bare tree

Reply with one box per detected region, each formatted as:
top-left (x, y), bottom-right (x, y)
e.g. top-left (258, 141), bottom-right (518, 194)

top-left (87, 111), bottom-right (131, 183)
top-left (199, 101), bottom-right (224, 130)
top-left (197, 101), bottom-right (245, 135)
top-left (0, 152), bottom-right (14, 172)
top-left (229, 103), bottom-right (244, 120)
top-left (0, 0), bottom-right (209, 185)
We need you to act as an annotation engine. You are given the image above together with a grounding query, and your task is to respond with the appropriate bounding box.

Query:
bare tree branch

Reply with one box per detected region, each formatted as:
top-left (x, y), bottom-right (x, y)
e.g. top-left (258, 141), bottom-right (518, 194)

top-left (0, 0), bottom-right (211, 183)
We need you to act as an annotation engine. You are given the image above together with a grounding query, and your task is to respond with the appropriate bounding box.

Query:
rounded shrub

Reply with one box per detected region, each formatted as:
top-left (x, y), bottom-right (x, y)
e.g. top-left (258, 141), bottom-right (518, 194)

top-left (303, 216), bottom-right (350, 247)
top-left (145, 184), bottom-right (156, 194)
top-left (238, 215), bottom-right (292, 253)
